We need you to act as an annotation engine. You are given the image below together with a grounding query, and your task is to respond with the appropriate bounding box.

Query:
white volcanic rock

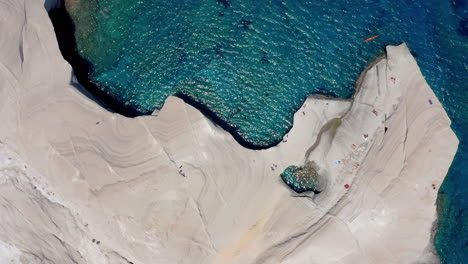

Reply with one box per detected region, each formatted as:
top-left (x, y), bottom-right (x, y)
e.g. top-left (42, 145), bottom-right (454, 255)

top-left (0, 0), bottom-right (458, 263)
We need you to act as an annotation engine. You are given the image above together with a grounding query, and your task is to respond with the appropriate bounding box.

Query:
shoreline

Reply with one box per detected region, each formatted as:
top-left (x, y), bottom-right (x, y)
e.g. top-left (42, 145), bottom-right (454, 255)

top-left (280, 53), bottom-right (388, 194)
top-left (303, 53), bottom-right (387, 161)
top-left (48, 7), bottom-right (143, 117)
top-left (48, 5), bottom-right (376, 151)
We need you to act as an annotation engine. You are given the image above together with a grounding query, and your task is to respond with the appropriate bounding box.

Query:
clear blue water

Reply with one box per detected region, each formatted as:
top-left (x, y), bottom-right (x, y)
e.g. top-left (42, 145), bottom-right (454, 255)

top-left (281, 163), bottom-right (320, 193)
top-left (66, 0), bottom-right (467, 261)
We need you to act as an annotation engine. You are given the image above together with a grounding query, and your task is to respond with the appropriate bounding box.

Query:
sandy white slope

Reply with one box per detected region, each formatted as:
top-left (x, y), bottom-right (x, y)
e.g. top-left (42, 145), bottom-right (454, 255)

top-left (0, 0), bottom-right (459, 263)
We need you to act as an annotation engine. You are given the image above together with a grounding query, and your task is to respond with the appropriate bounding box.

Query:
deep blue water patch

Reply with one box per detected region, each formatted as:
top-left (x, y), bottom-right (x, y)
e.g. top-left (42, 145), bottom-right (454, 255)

top-left (56, 0), bottom-right (467, 262)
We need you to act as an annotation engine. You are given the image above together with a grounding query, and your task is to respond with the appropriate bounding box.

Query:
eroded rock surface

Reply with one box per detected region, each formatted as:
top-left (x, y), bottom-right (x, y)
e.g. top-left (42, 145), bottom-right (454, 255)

top-left (0, 0), bottom-right (458, 263)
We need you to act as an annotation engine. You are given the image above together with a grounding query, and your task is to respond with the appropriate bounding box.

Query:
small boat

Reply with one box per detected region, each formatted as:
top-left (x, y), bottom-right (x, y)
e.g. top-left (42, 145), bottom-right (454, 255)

top-left (363, 35), bottom-right (380, 42)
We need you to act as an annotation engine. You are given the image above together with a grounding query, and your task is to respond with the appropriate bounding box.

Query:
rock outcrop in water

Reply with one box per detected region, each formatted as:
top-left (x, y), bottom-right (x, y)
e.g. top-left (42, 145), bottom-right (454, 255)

top-left (0, 0), bottom-right (459, 263)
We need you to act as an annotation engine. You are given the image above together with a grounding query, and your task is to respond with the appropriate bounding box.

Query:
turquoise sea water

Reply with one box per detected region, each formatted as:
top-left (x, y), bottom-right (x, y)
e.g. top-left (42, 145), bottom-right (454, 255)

top-left (63, 0), bottom-right (467, 262)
